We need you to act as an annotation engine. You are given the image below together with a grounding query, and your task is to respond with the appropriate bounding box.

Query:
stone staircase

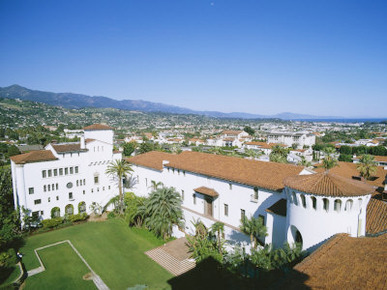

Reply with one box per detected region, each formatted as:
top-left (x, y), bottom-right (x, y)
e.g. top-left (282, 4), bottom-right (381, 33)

top-left (145, 247), bottom-right (195, 276)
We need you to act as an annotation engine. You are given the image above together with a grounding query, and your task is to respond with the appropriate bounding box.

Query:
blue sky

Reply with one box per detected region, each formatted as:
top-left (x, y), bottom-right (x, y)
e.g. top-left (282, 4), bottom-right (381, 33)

top-left (0, 0), bottom-right (386, 118)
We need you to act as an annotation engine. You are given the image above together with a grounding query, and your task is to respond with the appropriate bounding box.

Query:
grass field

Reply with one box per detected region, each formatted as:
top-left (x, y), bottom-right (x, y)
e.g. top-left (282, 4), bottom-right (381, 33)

top-left (21, 219), bottom-right (173, 289)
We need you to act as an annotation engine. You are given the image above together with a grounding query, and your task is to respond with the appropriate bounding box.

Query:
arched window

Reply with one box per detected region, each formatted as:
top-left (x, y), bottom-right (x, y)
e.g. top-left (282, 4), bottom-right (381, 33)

top-left (51, 207), bottom-right (60, 218)
top-left (323, 198), bottom-right (329, 212)
top-left (65, 204), bottom-right (74, 216)
top-left (334, 199), bottom-right (342, 212)
top-left (292, 191), bottom-right (298, 206)
top-left (358, 198), bottom-right (363, 209)
top-left (311, 196), bottom-right (317, 210)
top-left (78, 201), bottom-right (86, 214)
top-left (345, 199), bottom-right (353, 211)
top-left (301, 195), bottom-right (306, 208)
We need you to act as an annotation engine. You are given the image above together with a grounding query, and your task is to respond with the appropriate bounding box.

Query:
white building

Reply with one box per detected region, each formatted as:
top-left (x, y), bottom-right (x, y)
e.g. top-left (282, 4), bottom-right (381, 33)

top-left (267, 132), bottom-right (316, 148)
top-left (11, 124), bottom-right (122, 221)
top-left (127, 151), bottom-right (374, 252)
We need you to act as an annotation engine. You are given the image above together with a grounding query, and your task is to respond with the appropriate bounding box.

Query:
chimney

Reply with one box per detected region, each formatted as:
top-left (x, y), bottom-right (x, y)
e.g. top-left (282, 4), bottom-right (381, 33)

top-left (80, 135), bottom-right (86, 149)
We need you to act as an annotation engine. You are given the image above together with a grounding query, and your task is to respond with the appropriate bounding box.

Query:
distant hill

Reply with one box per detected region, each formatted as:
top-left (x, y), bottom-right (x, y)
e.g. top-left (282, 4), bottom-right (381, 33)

top-left (0, 85), bottom-right (341, 120)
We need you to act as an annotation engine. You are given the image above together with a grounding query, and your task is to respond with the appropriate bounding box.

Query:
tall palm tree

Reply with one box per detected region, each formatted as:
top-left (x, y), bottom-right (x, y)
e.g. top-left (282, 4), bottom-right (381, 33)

top-left (150, 180), bottom-right (164, 191)
top-left (143, 187), bottom-right (183, 239)
top-left (357, 154), bottom-right (377, 180)
top-left (105, 159), bottom-right (133, 215)
top-left (322, 147), bottom-right (338, 171)
top-left (240, 216), bottom-right (267, 250)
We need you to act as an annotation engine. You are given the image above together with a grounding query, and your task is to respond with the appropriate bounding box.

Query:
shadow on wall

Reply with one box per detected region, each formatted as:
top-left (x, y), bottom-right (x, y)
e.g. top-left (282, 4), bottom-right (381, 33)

top-left (227, 229), bottom-right (250, 247)
top-left (167, 256), bottom-right (311, 290)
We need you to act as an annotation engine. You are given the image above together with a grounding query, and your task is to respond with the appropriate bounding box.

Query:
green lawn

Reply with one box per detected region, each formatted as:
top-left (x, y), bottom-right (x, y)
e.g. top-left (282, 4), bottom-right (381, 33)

top-left (21, 219), bottom-right (173, 289)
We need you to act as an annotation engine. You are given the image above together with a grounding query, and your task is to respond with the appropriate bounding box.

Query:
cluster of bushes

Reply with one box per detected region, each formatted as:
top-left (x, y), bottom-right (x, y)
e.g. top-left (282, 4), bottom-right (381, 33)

top-left (40, 213), bottom-right (88, 230)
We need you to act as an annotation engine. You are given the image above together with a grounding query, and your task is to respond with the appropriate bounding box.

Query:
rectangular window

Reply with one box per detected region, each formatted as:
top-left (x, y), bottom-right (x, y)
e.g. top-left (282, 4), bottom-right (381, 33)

top-left (193, 194), bottom-right (196, 205)
top-left (69, 192), bottom-right (73, 199)
top-left (254, 188), bottom-right (258, 200)
top-left (70, 167), bottom-right (73, 174)
top-left (48, 184), bottom-right (51, 191)
top-left (94, 176), bottom-right (99, 184)
top-left (241, 209), bottom-right (246, 221)
top-left (42, 170), bottom-right (46, 178)
top-left (54, 169), bottom-right (58, 176)
top-left (48, 197), bottom-right (50, 202)
top-left (103, 186), bottom-right (105, 191)
top-left (83, 190), bottom-right (85, 195)
top-left (56, 183), bottom-right (58, 190)
top-left (48, 169), bottom-right (52, 177)
top-left (75, 166), bottom-right (79, 174)
top-left (91, 189), bottom-right (94, 193)
top-left (43, 185), bottom-right (47, 192)
top-left (224, 204), bottom-right (229, 216)
top-left (229, 183), bottom-right (232, 190)
top-left (108, 186), bottom-right (111, 190)
top-left (76, 180), bottom-right (79, 186)
top-left (56, 196), bottom-right (59, 201)
top-left (65, 168), bottom-right (68, 175)
top-left (181, 190), bottom-right (184, 200)
top-left (83, 179), bottom-right (86, 185)
top-left (28, 187), bottom-right (34, 194)
top-left (59, 168), bottom-right (63, 176)
top-left (52, 184), bottom-right (54, 191)
top-left (34, 199), bottom-right (41, 205)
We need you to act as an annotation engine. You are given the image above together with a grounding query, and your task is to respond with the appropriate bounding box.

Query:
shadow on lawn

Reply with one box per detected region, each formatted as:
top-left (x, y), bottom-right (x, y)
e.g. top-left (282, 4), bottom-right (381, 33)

top-left (167, 257), bottom-right (311, 290)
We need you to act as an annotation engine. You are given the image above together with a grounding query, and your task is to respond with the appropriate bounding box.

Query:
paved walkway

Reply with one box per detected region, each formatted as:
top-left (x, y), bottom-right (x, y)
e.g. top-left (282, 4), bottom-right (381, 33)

top-left (145, 237), bottom-right (196, 276)
top-left (28, 240), bottom-right (109, 290)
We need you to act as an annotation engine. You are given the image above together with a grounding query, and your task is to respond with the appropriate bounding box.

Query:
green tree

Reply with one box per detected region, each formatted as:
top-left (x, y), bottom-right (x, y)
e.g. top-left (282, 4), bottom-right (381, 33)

top-left (150, 180), bottom-right (163, 191)
top-left (322, 147), bottom-right (338, 170)
top-left (299, 156), bottom-right (311, 167)
top-left (340, 145), bottom-right (352, 155)
top-left (240, 216), bottom-right (267, 250)
top-left (105, 159), bottom-right (133, 215)
top-left (244, 126), bottom-right (255, 136)
top-left (357, 154), bottom-right (377, 180)
top-left (211, 222), bottom-right (225, 254)
top-left (123, 142), bottom-right (137, 157)
top-left (141, 187), bottom-right (184, 239)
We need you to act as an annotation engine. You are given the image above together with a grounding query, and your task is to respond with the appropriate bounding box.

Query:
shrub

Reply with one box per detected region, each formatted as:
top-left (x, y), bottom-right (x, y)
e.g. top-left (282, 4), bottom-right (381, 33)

top-left (41, 217), bottom-right (63, 229)
top-left (107, 212), bottom-right (116, 219)
top-left (68, 213), bottom-right (88, 223)
top-left (0, 248), bottom-right (17, 268)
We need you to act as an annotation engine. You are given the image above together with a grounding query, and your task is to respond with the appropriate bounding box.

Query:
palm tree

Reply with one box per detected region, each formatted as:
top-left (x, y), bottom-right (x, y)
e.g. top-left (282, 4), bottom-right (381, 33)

top-left (322, 147), bottom-right (338, 171)
top-left (149, 180), bottom-right (164, 191)
top-left (143, 187), bottom-right (183, 239)
top-left (211, 222), bottom-right (225, 254)
top-left (105, 159), bottom-right (133, 215)
top-left (240, 216), bottom-right (267, 250)
top-left (357, 154), bottom-right (377, 180)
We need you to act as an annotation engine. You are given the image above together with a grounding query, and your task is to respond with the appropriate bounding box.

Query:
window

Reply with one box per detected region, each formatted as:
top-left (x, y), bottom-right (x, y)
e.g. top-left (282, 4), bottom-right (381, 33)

top-left (59, 168), bottom-right (63, 176)
top-left (66, 182), bottom-right (73, 189)
top-left (224, 204), bottom-right (229, 216)
top-left (108, 185), bottom-right (110, 190)
top-left (301, 195), bottom-right (306, 208)
top-left (43, 185), bottom-right (47, 192)
top-left (334, 199), bottom-right (342, 212)
top-left (83, 190), bottom-right (85, 195)
top-left (183, 170), bottom-right (186, 176)
top-left (56, 196), bottom-right (59, 200)
top-left (76, 180), bottom-right (79, 186)
top-left (94, 175), bottom-right (99, 184)
top-left (103, 186), bottom-right (105, 191)
top-left (48, 170), bottom-right (52, 177)
top-left (253, 187), bottom-right (258, 200)
top-left (28, 187), bottom-right (34, 194)
top-left (181, 190), bottom-right (184, 200)
top-left (345, 199), bottom-right (353, 211)
top-left (65, 167), bottom-right (68, 175)
top-left (70, 167), bottom-right (73, 174)
top-left (42, 170), bottom-right (47, 178)
top-left (292, 191), bottom-right (298, 205)
top-left (241, 209), bottom-right (246, 221)
top-left (311, 196), bottom-right (317, 210)
top-left (75, 166), bottom-right (79, 174)
top-left (83, 179), bottom-right (86, 185)
top-left (323, 198), bottom-right (329, 212)
top-left (193, 194), bottom-right (196, 205)
top-left (48, 184), bottom-right (51, 191)
top-left (229, 183), bottom-right (232, 190)
top-left (69, 192), bottom-right (73, 199)
top-left (97, 187), bottom-right (99, 192)
top-left (91, 188), bottom-right (94, 193)
top-left (48, 197), bottom-right (50, 202)
top-left (54, 169), bottom-right (58, 176)
top-left (34, 199), bottom-right (41, 205)
top-left (56, 183), bottom-right (58, 190)
top-left (52, 183), bottom-right (54, 190)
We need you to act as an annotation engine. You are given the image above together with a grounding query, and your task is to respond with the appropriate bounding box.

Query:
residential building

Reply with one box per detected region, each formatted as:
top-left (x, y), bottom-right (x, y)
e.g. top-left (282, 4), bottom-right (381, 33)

top-left (267, 132), bottom-right (316, 148)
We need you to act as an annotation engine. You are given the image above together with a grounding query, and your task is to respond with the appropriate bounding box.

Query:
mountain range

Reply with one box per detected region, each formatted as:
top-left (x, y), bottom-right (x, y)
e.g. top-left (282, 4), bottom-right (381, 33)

top-left (0, 85), bottom-right (341, 120)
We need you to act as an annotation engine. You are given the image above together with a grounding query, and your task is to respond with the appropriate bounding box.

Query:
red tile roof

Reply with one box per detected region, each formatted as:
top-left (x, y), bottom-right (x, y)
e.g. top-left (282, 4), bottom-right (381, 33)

top-left (127, 151), bottom-right (179, 171)
top-left (52, 143), bottom-right (86, 153)
top-left (194, 186), bottom-right (219, 197)
top-left (366, 198), bottom-right (387, 235)
top-left (288, 234), bottom-right (387, 289)
top-left (10, 150), bottom-right (57, 164)
top-left (284, 171), bottom-right (374, 197)
top-left (83, 124), bottom-right (114, 131)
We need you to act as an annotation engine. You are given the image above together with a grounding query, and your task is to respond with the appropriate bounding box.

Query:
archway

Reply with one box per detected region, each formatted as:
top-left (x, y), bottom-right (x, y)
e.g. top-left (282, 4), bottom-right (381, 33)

top-left (288, 225), bottom-right (303, 249)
